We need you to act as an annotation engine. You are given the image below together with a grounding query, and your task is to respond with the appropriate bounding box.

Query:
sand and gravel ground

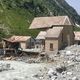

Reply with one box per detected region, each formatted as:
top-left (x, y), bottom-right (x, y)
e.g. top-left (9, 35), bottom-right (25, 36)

top-left (0, 45), bottom-right (80, 80)
top-left (0, 61), bottom-right (54, 80)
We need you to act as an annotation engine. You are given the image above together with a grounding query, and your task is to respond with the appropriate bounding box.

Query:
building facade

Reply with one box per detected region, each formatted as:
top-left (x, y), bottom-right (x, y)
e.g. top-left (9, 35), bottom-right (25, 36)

top-left (3, 36), bottom-right (35, 50)
top-left (30, 16), bottom-right (74, 52)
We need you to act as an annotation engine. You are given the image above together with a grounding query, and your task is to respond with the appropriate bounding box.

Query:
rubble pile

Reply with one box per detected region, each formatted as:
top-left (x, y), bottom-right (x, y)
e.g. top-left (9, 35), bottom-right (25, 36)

top-left (60, 44), bottom-right (80, 62)
top-left (16, 56), bottom-right (45, 63)
top-left (0, 45), bottom-right (80, 80)
top-left (46, 45), bottom-right (80, 80)
top-left (47, 64), bottom-right (80, 80)
top-left (15, 53), bottom-right (52, 63)
top-left (30, 45), bottom-right (80, 80)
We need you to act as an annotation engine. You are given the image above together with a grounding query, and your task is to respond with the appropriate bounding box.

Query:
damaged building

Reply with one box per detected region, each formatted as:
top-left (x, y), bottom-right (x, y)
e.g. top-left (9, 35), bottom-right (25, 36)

top-left (3, 36), bottom-right (35, 54)
top-left (29, 16), bottom-right (74, 52)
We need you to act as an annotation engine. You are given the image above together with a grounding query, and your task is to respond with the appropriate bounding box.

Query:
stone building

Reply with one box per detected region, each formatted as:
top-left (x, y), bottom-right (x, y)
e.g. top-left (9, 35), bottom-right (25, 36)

top-left (29, 16), bottom-right (74, 52)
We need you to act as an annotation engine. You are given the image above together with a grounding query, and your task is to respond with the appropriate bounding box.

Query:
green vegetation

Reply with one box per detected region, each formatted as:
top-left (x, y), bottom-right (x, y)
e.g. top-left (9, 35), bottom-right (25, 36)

top-left (74, 27), bottom-right (80, 31)
top-left (0, 24), bottom-right (10, 40)
top-left (0, 0), bottom-right (80, 39)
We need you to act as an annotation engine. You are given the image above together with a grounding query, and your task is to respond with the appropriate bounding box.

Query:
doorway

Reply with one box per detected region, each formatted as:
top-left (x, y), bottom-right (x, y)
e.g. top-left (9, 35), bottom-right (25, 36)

top-left (50, 43), bottom-right (54, 51)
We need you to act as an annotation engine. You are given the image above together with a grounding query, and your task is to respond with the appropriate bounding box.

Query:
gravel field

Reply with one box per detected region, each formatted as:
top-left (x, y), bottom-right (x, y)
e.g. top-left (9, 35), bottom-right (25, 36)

top-left (0, 61), bottom-right (51, 80)
top-left (0, 45), bottom-right (80, 80)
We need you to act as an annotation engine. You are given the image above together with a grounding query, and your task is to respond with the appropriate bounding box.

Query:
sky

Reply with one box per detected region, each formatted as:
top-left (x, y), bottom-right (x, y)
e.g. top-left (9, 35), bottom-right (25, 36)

top-left (65, 0), bottom-right (80, 15)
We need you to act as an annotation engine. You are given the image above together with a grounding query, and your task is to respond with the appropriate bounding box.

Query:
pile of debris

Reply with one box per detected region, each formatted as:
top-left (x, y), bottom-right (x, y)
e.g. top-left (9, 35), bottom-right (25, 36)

top-left (47, 64), bottom-right (79, 80)
top-left (0, 44), bottom-right (80, 80)
top-left (31, 45), bottom-right (80, 80)
top-left (60, 45), bottom-right (80, 62)
top-left (46, 45), bottom-right (80, 80)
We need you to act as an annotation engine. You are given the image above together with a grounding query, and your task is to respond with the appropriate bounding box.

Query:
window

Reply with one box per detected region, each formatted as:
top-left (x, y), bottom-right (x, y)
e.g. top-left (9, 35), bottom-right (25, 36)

top-left (50, 43), bottom-right (54, 51)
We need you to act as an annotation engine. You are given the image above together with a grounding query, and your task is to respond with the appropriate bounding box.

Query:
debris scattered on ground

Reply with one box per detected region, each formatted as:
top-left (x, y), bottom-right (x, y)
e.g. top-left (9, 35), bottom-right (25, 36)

top-left (56, 66), bottom-right (66, 73)
top-left (0, 45), bottom-right (80, 80)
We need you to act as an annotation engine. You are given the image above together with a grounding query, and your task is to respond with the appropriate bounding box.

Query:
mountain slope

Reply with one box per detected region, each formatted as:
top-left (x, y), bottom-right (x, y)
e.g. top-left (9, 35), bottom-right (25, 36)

top-left (0, 0), bottom-right (80, 37)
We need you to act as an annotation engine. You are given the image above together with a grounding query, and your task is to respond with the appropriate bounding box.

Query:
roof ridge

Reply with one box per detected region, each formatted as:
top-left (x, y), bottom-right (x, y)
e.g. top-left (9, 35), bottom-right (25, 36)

top-left (34, 16), bottom-right (68, 19)
top-left (29, 16), bottom-right (72, 29)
